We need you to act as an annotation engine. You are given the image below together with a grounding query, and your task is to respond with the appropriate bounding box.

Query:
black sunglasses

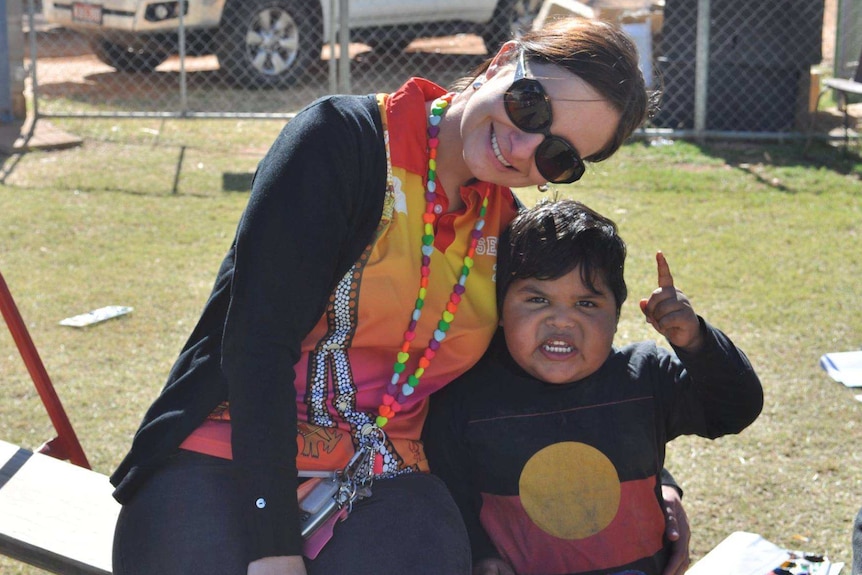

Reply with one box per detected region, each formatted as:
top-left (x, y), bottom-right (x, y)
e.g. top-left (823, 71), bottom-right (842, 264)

top-left (503, 49), bottom-right (586, 184)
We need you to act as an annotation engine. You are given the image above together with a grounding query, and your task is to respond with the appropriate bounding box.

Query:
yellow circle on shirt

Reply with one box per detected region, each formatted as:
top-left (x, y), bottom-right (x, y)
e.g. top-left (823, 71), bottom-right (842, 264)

top-left (518, 442), bottom-right (621, 540)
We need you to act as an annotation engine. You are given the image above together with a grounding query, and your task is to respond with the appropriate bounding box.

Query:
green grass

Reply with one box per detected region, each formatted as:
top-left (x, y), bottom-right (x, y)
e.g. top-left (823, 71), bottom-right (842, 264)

top-left (1, 120), bottom-right (861, 573)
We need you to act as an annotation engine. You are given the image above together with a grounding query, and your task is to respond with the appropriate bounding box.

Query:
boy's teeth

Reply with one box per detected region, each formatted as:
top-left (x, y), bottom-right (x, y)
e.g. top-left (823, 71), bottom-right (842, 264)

top-left (491, 129), bottom-right (512, 167)
top-left (543, 341), bottom-right (573, 353)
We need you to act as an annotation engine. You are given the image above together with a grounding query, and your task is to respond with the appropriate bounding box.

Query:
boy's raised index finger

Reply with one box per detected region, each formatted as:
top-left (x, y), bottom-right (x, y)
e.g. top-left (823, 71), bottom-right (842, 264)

top-left (656, 251), bottom-right (674, 288)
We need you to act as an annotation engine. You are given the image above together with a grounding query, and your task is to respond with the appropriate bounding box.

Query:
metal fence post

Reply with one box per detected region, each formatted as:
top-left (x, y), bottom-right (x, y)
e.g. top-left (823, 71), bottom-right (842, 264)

top-left (338, 0), bottom-right (350, 93)
top-left (693, 0), bottom-right (710, 138)
top-left (178, 0), bottom-right (187, 114)
top-left (329, 0), bottom-right (337, 94)
top-left (1, 0), bottom-right (26, 123)
top-left (0, 0), bottom-right (11, 123)
top-left (26, 0), bottom-right (37, 120)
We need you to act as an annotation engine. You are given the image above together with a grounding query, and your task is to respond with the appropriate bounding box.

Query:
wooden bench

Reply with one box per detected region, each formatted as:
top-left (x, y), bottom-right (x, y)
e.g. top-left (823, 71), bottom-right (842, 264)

top-left (1, 269), bottom-right (117, 573)
top-left (0, 439), bottom-right (119, 575)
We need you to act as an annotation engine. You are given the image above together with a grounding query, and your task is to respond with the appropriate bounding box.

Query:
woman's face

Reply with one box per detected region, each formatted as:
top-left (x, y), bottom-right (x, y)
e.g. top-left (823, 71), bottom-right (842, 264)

top-left (458, 52), bottom-right (621, 188)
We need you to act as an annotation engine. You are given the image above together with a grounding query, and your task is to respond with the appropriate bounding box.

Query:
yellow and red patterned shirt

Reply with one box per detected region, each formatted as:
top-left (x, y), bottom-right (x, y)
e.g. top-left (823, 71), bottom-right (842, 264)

top-left (181, 78), bottom-right (519, 474)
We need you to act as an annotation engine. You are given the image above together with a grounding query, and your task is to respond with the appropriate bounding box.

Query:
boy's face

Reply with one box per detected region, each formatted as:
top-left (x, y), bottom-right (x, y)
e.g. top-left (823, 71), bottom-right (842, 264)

top-left (500, 266), bottom-right (618, 385)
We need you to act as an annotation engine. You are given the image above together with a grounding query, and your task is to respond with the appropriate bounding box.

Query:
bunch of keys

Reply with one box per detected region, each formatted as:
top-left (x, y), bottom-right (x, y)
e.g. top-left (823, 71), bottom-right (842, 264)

top-left (298, 445), bottom-right (375, 556)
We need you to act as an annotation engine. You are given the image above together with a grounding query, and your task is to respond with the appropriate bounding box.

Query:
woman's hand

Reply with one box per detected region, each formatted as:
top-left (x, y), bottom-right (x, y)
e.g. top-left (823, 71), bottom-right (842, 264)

top-left (661, 485), bottom-right (691, 575)
top-left (473, 557), bottom-right (516, 575)
top-left (248, 555), bottom-right (307, 575)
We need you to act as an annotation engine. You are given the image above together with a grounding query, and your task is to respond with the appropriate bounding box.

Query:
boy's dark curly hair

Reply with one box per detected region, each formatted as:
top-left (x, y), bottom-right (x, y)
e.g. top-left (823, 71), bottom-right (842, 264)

top-left (496, 198), bottom-right (628, 317)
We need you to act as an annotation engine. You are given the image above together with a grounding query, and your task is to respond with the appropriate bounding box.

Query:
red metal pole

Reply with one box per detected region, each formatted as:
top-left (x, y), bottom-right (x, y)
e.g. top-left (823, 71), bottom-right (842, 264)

top-left (0, 270), bottom-right (91, 469)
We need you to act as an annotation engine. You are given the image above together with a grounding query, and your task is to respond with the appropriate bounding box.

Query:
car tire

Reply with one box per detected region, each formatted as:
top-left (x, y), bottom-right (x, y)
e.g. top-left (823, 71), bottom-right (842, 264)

top-left (89, 38), bottom-right (168, 72)
top-left (481, 0), bottom-right (542, 53)
top-left (215, 0), bottom-right (322, 87)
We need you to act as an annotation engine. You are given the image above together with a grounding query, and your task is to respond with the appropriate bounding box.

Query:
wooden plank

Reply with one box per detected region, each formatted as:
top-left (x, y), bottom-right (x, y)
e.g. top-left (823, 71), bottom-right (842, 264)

top-left (0, 440), bottom-right (119, 575)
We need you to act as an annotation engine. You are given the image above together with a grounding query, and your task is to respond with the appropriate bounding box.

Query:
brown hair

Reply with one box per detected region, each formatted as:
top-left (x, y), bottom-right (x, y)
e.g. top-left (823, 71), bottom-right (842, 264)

top-left (454, 18), bottom-right (657, 163)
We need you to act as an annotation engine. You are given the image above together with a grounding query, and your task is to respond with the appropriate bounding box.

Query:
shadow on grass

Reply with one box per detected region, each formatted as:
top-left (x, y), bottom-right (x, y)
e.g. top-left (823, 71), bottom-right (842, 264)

top-left (0, 153), bottom-right (25, 185)
top-left (719, 140), bottom-right (861, 182)
top-left (632, 135), bottom-right (861, 193)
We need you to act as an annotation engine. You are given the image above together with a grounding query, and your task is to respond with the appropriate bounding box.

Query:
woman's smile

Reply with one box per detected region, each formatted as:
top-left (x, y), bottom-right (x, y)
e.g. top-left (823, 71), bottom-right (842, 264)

top-left (490, 126), bottom-right (513, 168)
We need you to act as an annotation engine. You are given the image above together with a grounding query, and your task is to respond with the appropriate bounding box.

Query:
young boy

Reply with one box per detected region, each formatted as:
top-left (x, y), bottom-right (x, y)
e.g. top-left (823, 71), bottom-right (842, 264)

top-left (423, 199), bottom-right (763, 575)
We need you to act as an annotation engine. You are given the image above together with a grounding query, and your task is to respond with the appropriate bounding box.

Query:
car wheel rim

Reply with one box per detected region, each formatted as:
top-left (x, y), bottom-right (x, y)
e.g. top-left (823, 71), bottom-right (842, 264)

top-left (245, 6), bottom-right (300, 77)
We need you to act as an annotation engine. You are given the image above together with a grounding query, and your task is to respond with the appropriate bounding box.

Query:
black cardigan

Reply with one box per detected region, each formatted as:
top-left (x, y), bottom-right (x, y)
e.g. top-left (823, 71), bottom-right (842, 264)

top-left (110, 93), bottom-right (388, 559)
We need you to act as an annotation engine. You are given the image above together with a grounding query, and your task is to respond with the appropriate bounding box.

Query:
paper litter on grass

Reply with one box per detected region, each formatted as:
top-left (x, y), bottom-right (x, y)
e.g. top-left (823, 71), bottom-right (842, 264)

top-left (685, 531), bottom-right (843, 575)
top-left (819, 350), bottom-right (862, 388)
top-left (59, 306), bottom-right (133, 327)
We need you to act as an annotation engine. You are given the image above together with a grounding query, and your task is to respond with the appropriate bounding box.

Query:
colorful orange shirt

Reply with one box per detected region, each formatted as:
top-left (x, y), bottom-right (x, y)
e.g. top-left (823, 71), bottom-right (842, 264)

top-left (181, 78), bottom-right (519, 474)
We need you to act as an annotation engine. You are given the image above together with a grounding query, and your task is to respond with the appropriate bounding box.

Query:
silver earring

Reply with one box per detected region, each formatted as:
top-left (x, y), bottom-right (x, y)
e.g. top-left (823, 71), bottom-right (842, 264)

top-left (472, 80), bottom-right (483, 91)
top-left (537, 183), bottom-right (549, 193)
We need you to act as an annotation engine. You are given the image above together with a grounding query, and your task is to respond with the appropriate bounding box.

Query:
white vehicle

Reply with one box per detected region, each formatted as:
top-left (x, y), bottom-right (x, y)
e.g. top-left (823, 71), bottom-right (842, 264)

top-left (42, 0), bottom-right (542, 86)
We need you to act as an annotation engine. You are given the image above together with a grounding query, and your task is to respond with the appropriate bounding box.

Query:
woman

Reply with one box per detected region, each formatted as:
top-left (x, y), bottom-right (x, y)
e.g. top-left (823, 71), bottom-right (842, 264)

top-left (110, 17), bottom-right (683, 575)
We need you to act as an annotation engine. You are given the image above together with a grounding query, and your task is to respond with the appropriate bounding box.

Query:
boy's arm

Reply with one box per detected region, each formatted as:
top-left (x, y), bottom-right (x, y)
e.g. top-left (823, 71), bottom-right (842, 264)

top-left (641, 252), bottom-right (763, 437)
top-left (668, 318), bottom-right (763, 438)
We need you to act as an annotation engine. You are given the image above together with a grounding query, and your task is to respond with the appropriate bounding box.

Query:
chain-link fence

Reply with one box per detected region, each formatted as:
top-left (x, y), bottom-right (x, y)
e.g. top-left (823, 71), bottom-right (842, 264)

top-left (17, 0), bottom-right (845, 135)
top-left (27, 0), bottom-right (542, 118)
top-left (653, 0), bottom-right (825, 133)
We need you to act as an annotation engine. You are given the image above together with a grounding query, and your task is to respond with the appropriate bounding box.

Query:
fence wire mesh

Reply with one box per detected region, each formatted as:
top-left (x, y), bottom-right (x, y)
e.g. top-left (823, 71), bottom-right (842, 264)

top-left (29, 0), bottom-right (543, 117)
top-left (653, 0), bottom-right (825, 133)
top-left (20, 0), bottom-right (840, 134)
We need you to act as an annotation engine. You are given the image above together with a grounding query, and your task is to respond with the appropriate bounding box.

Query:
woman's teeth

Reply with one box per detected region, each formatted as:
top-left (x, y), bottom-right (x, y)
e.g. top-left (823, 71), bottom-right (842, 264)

top-left (491, 128), bottom-right (512, 168)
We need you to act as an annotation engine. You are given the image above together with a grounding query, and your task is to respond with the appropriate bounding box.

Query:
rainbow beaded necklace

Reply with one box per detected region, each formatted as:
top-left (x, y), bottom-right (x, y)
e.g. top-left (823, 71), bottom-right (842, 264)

top-left (374, 93), bottom-right (491, 429)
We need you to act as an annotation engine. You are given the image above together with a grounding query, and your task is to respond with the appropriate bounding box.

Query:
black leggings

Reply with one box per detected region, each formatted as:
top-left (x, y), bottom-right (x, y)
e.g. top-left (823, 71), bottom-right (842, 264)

top-left (112, 451), bottom-right (471, 575)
